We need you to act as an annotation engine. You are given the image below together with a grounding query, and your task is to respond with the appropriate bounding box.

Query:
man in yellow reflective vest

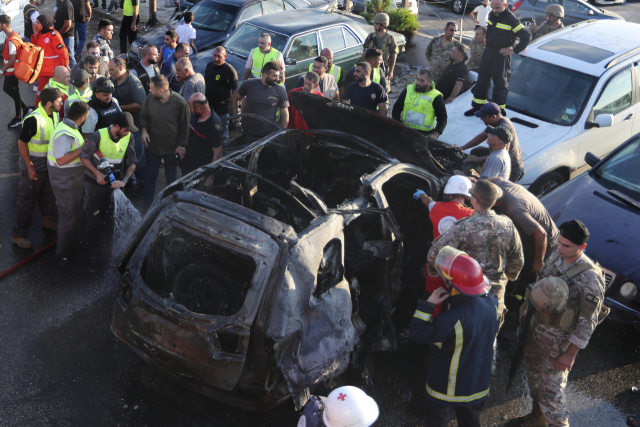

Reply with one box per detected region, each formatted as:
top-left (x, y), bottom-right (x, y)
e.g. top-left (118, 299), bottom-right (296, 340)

top-left (47, 101), bottom-right (91, 268)
top-left (44, 66), bottom-right (72, 120)
top-left (80, 112), bottom-right (138, 273)
top-left (119, 0), bottom-right (139, 58)
top-left (308, 47), bottom-right (342, 86)
top-left (242, 32), bottom-right (285, 84)
top-left (392, 69), bottom-right (447, 142)
top-left (11, 87), bottom-right (63, 249)
top-left (64, 69), bottom-right (92, 118)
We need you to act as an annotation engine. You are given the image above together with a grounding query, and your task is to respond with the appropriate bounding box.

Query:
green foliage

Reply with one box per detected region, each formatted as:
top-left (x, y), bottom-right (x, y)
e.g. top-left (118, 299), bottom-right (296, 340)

top-left (365, 0), bottom-right (394, 13)
top-left (360, 3), bottom-right (420, 42)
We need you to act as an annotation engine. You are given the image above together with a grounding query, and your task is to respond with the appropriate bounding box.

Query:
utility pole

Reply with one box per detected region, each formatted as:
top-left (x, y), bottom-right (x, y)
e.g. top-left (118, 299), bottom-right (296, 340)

top-left (148, 0), bottom-right (157, 26)
top-left (345, 0), bottom-right (350, 12)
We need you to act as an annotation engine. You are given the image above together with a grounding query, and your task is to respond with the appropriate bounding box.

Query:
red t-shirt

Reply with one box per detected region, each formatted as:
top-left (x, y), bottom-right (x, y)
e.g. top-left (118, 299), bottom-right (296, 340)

top-left (429, 201), bottom-right (473, 238)
top-left (288, 87), bottom-right (323, 130)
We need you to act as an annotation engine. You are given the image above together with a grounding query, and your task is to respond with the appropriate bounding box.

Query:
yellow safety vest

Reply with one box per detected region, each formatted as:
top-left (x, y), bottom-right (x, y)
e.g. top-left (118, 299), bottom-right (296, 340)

top-left (46, 78), bottom-right (70, 94)
top-left (402, 82), bottom-right (442, 131)
top-left (123, 0), bottom-right (135, 16)
top-left (308, 63), bottom-right (341, 82)
top-left (23, 105), bottom-right (58, 158)
top-left (47, 121), bottom-right (84, 168)
top-left (97, 127), bottom-right (130, 166)
top-left (250, 47), bottom-right (283, 78)
top-left (68, 86), bottom-right (93, 103)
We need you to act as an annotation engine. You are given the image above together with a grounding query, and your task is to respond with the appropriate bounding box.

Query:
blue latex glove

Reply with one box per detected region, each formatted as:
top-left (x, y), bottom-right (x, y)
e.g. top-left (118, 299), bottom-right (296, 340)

top-left (413, 189), bottom-right (426, 200)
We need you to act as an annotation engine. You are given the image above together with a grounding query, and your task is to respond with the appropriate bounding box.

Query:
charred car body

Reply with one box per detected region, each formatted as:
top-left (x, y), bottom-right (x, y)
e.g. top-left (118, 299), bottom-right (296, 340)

top-left (111, 94), bottom-right (466, 410)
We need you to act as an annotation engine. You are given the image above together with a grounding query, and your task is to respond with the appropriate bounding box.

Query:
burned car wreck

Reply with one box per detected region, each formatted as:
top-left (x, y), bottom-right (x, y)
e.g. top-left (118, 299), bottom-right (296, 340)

top-left (112, 94), bottom-right (467, 410)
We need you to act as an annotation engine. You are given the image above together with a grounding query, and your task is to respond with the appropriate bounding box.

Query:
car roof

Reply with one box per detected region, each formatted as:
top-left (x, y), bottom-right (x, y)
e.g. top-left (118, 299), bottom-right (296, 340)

top-left (522, 20), bottom-right (640, 76)
top-left (214, 0), bottom-right (259, 6)
top-left (243, 9), bottom-right (356, 35)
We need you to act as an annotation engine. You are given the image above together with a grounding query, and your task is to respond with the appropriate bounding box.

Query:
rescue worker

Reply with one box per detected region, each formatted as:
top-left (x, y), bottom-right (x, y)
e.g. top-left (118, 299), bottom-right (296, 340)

top-left (297, 386), bottom-right (379, 427)
top-left (309, 48), bottom-right (341, 86)
top-left (362, 13), bottom-right (397, 92)
top-left (47, 101), bottom-right (91, 268)
top-left (64, 69), bottom-right (92, 116)
top-left (427, 179), bottom-right (524, 331)
top-left (413, 175), bottom-right (474, 317)
top-left (465, 0), bottom-right (531, 117)
top-left (32, 15), bottom-right (70, 107)
top-left (410, 246), bottom-right (499, 427)
top-left (44, 66), bottom-right (71, 119)
top-left (11, 87), bottom-right (63, 249)
top-left (243, 33), bottom-right (285, 84)
top-left (80, 112), bottom-right (138, 273)
top-left (1, 14), bottom-right (30, 128)
top-left (530, 5), bottom-right (564, 40)
top-left (425, 22), bottom-right (464, 84)
top-left (83, 77), bottom-right (122, 137)
top-left (508, 220), bottom-right (606, 427)
top-left (392, 69), bottom-right (446, 140)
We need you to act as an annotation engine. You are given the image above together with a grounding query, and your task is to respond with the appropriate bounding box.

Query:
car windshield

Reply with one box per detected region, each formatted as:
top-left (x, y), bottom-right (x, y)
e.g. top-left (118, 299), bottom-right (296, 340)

top-left (593, 138), bottom-right (640, 201)
top-left (189, 0), bottom-right (239, 32)
top-left (506, 56), bottom-right (596, 126)
top-left (224, 23), bottom-right (289, 57)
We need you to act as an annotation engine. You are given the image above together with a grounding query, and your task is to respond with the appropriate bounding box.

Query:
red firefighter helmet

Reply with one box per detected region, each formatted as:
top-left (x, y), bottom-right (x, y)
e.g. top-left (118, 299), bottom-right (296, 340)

top-left (434, 246), bottom-right (490, 296)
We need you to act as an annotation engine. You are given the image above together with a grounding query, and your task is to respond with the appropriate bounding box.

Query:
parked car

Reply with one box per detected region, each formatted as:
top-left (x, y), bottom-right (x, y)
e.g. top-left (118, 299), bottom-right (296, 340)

top-left (111, 94), bottom-right (464, 410)
top-left (128, 0), bottom-right (330, 65)
top-left (541, 134), bottom-right (640, 326)
top-left (416, 0), bottom-right (485, 15)
top-left (0, 0), bottom-right (27, 44)
top-left (510, 0), bottom-right (623, 29)
top-left (189, 9), bottom-right (406, 91)
top-left (440, 19), bottom-right (640, 197)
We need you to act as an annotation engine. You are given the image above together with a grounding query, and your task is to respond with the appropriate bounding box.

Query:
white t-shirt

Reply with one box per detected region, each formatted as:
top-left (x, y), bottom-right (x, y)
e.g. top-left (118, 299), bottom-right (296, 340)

top-left (175, 23), bottom-right (196, 44)
top-left (7, 40), bottom-right (16, 55)
top-left (130, 63), bottom-right (157, 79)
top-left (473, 5), bottom-right (491, 26)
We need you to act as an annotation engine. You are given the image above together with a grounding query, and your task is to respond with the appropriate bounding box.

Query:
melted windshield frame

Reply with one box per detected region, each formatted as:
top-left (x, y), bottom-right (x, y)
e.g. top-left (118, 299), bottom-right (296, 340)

top-left (190, 0), bottom-right (240, 32)
top-left (592, 137), bottom-right (640, 201)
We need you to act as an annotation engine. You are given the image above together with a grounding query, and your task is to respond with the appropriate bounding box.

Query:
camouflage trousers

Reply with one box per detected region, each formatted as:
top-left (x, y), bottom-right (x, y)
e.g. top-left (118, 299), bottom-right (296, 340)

top-left (524, 324), bottom-right (572, 427)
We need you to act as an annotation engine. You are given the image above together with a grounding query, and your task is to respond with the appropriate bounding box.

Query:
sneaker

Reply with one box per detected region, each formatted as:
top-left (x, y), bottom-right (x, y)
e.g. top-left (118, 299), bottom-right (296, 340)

top-left (10, 236), bottom-right (33, 249)
top-left (7, 117), bottom-right (21, 128)
top-left (464, 107), bottom-right (479, 117)
top-left (106, 10), bottom-right (110, 14)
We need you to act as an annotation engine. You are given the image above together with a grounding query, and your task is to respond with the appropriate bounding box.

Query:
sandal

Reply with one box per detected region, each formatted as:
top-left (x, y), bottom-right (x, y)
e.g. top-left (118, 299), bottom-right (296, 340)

top-left (627, 416), bottom-right (640, 427)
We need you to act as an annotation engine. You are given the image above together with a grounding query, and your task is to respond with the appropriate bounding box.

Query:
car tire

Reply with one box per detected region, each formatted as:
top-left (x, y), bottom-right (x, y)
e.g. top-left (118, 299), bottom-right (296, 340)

top-left (520, 18), bottom-right (534, 32)
top-left (450, 0), bottom-right (465, 14)
top-left (529, 171), bottom-right (564, 198)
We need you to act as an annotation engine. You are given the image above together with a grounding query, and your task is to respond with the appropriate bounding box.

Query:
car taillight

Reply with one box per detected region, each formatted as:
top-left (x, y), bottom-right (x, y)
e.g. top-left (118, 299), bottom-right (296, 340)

top-left (510, 0), bottom-right (524, 11)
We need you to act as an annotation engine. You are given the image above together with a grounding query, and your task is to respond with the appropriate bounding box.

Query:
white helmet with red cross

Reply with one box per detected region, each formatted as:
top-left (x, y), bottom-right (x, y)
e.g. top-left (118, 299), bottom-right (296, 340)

top-left (322, 386), bottom-right (379, 427)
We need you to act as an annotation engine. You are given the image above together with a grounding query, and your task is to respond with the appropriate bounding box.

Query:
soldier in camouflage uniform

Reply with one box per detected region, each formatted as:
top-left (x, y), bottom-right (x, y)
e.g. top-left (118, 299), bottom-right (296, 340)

top-left (508, 220), bottom-right (606, 427)
top-left (530, 5), bottom-right (565, 40)
top-left (362, 13), bottom-right (398, 93)
top-left (425, 22), bottom-right (465, 84)
top-left (467, 26), bottom-right (486, 73)
top-left (427, 180), bottom-right (524, 323)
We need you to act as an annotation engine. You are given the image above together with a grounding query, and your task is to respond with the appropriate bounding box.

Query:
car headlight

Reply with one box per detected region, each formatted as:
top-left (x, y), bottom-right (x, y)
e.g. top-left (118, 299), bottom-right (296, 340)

top-left (619, 282), bottom-right (638, 300)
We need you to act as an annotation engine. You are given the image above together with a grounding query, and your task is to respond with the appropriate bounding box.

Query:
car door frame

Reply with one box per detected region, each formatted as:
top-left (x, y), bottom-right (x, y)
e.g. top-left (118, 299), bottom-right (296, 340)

top-left (283, 29), bottom-right (321, 89)
top-left (319, 25), bottom-right (363, 77)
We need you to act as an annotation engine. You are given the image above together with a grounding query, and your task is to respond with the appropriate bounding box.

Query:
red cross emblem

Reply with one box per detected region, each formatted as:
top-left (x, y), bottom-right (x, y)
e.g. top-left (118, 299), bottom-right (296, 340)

top-left (337, 393), bottom-right (347, 401)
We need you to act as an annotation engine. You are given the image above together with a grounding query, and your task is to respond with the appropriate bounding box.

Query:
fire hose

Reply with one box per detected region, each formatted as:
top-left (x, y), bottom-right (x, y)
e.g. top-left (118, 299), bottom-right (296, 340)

top-left (0, 239), bottom-right (57, 280)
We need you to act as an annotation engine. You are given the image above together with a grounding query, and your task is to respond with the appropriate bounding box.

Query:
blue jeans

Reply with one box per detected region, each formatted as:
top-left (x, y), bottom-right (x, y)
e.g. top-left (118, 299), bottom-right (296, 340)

top-left (144, 147), bottom-right (178, 209)
top-left (132, 130), bottom-right (146, 185)
top-left (74, 23), bottom-right (87, 58)
top-left (63, 37), bottom-right (76, 67)
top-left (218, 113), bottom-right (229, 140)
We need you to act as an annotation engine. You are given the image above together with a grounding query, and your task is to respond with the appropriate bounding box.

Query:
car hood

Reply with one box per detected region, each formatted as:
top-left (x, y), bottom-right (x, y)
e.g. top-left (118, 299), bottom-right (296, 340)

top-left (541, 171), bottom-right (640, 280)
top-left (441, 90), bottom-right (573, 160)
top-left (135, 23), bottom-right (228, 54)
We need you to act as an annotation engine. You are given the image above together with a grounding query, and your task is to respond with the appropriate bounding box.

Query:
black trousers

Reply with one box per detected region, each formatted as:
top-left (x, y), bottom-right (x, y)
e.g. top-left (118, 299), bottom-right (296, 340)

top-left (424, 397), bottom-right (483, 427)
top-left (464, 146), bottom-right (524, 182)
top-left (120, 15), bottom-right (140, 57)
top-left (472, 47), bottom-right (511, 109)
top-left (84, 180), bottom-right (114, 256)
top-left (12, 170), bottom-right (57, 238)
top-left (4, 74), bottom-right (27, 117)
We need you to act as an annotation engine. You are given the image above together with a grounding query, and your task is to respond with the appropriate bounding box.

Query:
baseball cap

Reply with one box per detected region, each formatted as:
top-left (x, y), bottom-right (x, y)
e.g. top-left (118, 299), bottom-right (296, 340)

top-left (473, 102), bottom-right (501, 118)
top-left (71, 69), bottom-right (90, 86)
top-left (485, 125), bottom-right (512, 144)
top-left (112, 112), bottom-right (138, 132)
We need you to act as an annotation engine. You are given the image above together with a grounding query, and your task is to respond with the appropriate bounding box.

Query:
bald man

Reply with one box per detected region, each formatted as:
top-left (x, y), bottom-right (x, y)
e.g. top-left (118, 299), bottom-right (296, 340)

top-left (43, 66), bottom-right (72, 119)
top-left (311, 48), bottom-right (342, 85)
top-left (176, 57), bottom-right (205, 101)
top-left (181, 92), bottom-right (223, 176)
top-left (204, 46), bottom-right (238, 139)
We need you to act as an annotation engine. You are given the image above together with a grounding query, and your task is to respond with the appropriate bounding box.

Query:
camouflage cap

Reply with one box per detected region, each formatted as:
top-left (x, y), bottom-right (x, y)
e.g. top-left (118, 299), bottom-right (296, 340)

top-left (530, 277), bottom-right (569, 313)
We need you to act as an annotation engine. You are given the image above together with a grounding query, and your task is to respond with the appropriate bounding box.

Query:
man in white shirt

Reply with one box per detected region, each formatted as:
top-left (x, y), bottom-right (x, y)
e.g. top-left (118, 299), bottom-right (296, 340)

top-left (175, 11), bottom-right (197, 54)
top-left (470, 0), bottom-right (491, 27)
top-left (293, 56), bottom-right (339, 101)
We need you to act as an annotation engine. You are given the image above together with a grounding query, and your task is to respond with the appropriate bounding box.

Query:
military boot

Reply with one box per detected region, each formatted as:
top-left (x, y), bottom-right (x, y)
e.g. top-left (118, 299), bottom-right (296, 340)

top-left (507, 403), bottom-right (549, 427)
top-left (41, 215), bottom-right (58, 232)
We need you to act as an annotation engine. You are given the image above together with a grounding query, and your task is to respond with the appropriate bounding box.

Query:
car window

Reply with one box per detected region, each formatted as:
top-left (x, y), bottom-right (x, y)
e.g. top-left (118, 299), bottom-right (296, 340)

top-left (239, 2), bottom-right (263, 23)
top-left (263, 0), bottom-right (285, 13)
top-left (225, 23), bottom-right (290, 56)
top-left (284, 0), bottom-right (296, 9)
top-left (320, 27), bottom-right (346, 52)
top-left (533, 0), bottom-right (560, 7)
top-left (287, 32), bottom-right (319, 61)
top-left (594, 138), bottom-right (640, 200)
top-left (593, 68), bottom-right (632, 117)
top-left (563, 0), bottom-right (590, 14)
top-left (343, 27), bottom-right (360, 48)
top-left (188, 0), bottom-right (239, 32)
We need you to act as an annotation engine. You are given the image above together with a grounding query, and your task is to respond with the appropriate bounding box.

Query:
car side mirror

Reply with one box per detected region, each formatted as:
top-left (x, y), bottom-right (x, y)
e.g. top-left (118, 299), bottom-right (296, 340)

top-left (588, 9), bottom-right (594, 15)
top-left (584, 152), bottom-right (600, 167)
top-left (285, 57), bottom-right (296, 66)
top-left (585, 113), bottom-right (613, 129)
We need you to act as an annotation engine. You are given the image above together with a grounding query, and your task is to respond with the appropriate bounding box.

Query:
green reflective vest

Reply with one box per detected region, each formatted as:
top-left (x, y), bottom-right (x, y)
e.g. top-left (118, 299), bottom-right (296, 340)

top-left (123, 0), bottom-right (135, 16)
top-left (98, 127), bottom-right (130, 166)
top-left (250, 47), bottom-right (283, 78)
top-left (69, 86), bottom-right (93, 103)
top-left (47, 121), bottom-right (84, 168)
top-left (401, 83), bottom-right (442, 131)
top-left (46, 78), bottom-right (70, 95)
top-left (308, 63), bottom-right (341, 82)
top-left (23, 105), bottom-right (58, 158)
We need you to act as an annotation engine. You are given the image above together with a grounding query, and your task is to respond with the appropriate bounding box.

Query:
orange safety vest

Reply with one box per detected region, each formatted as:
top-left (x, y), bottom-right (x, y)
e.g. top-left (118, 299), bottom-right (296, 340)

top-left (3, 31), bottom-right (22, 76)
top-left (31, 30), bottom-right (69, 76)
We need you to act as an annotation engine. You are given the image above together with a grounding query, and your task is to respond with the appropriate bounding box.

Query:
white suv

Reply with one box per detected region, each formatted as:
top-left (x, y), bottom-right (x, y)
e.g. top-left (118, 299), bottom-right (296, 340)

top-left (440, 19), bottom-right (640, 196)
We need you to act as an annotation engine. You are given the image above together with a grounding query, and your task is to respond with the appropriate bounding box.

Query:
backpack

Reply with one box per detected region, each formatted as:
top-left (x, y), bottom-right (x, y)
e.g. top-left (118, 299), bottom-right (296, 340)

top-left (11, 36), bottom-right (44, 85)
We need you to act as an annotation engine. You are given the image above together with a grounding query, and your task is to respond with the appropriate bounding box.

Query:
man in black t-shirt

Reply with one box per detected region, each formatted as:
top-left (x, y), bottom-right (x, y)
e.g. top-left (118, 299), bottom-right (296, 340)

top-left (23, 0), bottom-right (43, 40)
top-left (436, 44), bottom-right (468, 104)
top-left (182, 93), bottom-right (222, 176)
top-left (204, 47), bottom-right (238, 140)
top-left (54, 0), bottom-right (76, 67)
top-left (70, 0), bottom-right (91, 63)
top-left (342, 62), bottom-right (388, 115)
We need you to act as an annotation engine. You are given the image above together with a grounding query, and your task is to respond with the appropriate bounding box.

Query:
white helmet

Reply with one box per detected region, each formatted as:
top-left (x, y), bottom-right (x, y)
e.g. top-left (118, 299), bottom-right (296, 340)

top-left (322, 386), bottom-right (379, 427)
top-left (443, 175), bottom-right (473, 197)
